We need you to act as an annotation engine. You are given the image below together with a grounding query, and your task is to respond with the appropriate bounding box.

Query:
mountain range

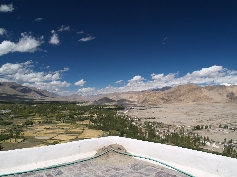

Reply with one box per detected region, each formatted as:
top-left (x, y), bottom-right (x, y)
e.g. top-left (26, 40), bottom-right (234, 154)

top-left (0, 82), bottom-right (236, 105)
top-left (0, 82), bottom-right (57, 101)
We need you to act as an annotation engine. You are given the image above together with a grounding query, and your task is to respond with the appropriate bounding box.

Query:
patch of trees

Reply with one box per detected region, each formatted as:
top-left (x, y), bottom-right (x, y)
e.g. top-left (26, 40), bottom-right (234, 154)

top-left (0, 126), bottom-right (24, 142)
top-left (194, 125), bottom-right (210, 130)
top-left (0, 102), bottom-right (236, 158)
top-left (0, 143), bottom-right (3, 151)
top-left (89, 112), bottom-right (140, 139)
top-left (0, 121), bottom-right (13, 126)
top-left (24, 120), bottom-right (34, 126)
top-left (219, 124), bottom-right (228, 129)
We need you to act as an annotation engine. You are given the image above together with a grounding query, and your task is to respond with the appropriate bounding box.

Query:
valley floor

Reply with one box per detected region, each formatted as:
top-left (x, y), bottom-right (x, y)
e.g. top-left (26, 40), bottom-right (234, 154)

top-left (127, 103), bottom-right (237, 152)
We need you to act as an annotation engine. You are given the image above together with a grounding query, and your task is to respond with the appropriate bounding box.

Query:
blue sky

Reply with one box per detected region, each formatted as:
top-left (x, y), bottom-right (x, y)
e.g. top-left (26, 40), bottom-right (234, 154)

top-left (0, 0), bottom-right (237, 95)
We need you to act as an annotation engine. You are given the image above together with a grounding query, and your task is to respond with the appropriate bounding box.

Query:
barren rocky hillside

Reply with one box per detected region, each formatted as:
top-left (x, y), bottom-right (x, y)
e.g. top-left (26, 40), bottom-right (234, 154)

top-left (133, 84), bottom-right (237, 105)
top-left (75, 84), bottom-right (237, 105)
top-left (0, 82), bottom-right (57, 98)
top-left (136, 84), bottom-right (210, 105)
top-left (0, 82), bottom-right (236, 104)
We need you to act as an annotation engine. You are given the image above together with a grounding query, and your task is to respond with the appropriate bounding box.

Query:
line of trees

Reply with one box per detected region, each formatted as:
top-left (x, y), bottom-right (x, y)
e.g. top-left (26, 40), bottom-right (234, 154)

top-left (0, 125), bottom-right (24, 143)
top-left (0, 102), bottom-right (236, 158)
top-left (89, 112), bottom-right (237, 158)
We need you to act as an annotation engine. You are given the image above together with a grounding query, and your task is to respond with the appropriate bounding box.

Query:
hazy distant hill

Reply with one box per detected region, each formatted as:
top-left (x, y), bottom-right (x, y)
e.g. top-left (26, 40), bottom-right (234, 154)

top-left (152, 86), bottom-right (172, 92)
top-left (0, 82), bottom-right (236, 104)
top-left (202, 85), bottom-right (237, 102)
top-left (91, 84), bottom-right (237, 105)
top-left (0, 82), bottom-right (58, 100)
top-left (93, 97), bottom-right (116, 105)
top-left (135, 84), bottom-right (237, 105)
top-left (92, 97), bottom-right (136, 105)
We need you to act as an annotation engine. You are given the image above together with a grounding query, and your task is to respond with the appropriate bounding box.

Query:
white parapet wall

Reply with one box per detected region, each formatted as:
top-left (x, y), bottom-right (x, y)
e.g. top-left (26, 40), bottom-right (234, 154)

top-left (116, 137), bottom-right (237, 177)
top-left (0, 137), bottom-right (118, 175)
top-left (0, 136), bottom-right (237, 177)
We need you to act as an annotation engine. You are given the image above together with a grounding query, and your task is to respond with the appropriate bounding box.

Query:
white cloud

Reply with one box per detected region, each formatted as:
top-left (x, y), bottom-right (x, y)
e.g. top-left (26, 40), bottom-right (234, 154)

top-left (57, 25), bottom-right (70, 32)
top-left (129, 75), bottom-right (144, 82)
top-left (1, 62), bottom-right (236, 96)
top-left (127, 75), bottom-right (145, 86)
top-left (75, 65), bottom-right (237, 95)
top-left (49, 32), bottom-right (59, 45)
top-left (23, 81), bottom-right (70, 93)
top-left (151, 73), bottom-right (177, 82)
top-left (151, 73), bottom-right (164, 80)
top-left (0, 78), bottom-right (9, 82)
top-left (0, 62), bottom-right (28, 75)
top-left (186, 65), bottom-right (224, 78)
top-left (0, 4), bottom-right (14, 12)
top-left (0, 33), bottom-right (43, 56)
top-left (58, 67), bottom-right (69, 72)
top-left (75, 79), bottom-right (86, 86)
top-left (0, 61), bottom-right (71, 94)
top-left (79, 36), bottom-right (95, 42)
top-left (115, 80), bottom-right (123, 84)
top-left (77, 87), bottom-right (95, 95)
top-left (34, 18), bottom-right (43, 22)
top-left (0, 28), bottom-right (7, 35)
top-left (77, 30), bottom-right (84, 34)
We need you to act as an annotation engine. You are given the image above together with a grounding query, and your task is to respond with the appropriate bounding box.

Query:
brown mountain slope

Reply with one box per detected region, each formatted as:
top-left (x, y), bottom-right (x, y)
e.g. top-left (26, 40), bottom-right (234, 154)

top-left (202, 85), bottom-right (237, 103)
top-left (0, 82), bottom-right (57, 99)
top-left (136, 84), bottom-right (213, 105)
top-left (0, 82), bottom-right (236, 104)
top-left (83, 84), bottom-right (237, 105)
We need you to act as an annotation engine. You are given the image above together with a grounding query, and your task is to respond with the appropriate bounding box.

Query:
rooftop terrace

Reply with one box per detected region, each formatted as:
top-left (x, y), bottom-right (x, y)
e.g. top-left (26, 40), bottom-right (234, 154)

top-left (0, 137), bottom-right (237, 177)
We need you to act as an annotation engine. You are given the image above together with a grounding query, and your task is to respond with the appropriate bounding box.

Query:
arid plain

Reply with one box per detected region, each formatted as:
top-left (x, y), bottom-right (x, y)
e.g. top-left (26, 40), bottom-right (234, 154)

top-left (128, 103), bottom-right (237, 142)
top-left (115, 84), bottom-right (237, 152)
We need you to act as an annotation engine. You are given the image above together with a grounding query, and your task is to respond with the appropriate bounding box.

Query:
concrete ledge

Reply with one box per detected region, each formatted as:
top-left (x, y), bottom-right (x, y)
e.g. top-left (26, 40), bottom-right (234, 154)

top-left (0, 151), bottom-right (95, 175)
top-left (0, 136), bottom-right (237, 177)
top-left (117, 137), bottom-right (237, 177)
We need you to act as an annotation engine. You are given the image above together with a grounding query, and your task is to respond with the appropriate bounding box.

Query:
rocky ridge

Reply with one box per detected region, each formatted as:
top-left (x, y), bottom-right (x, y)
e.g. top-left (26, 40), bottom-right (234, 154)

top-left (0, 82), bottom-right (57, 99)
top-left (0, 82), bottom-right (236, 104)
top-left (94, 84), bottom-right (237, 106)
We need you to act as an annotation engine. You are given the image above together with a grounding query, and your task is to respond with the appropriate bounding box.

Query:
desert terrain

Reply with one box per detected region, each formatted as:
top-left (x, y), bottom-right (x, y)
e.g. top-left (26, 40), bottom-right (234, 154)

top-left (115, 84), bottom-right (237, 153)
top-left (126, 103), bottom-right (236, 151)
top-left (0, 83), bottom-right (237, 156)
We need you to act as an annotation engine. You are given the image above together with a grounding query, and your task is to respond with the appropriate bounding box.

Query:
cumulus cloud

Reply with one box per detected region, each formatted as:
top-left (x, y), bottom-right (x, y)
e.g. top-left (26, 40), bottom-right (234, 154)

top-left (0, 61), bottom-right (70, 94)
top-left (129, 75), bottom-right (144, 82)
top-left (0, 33), bottom-right (43, 56)
top-left (151, 73), bottom-right (164, 80)
top-left (23, 81), bottom-right (70, 93)
top-left (57, 25), bottom-right (70, 32)
top-left (59, 67), bottom-right (69, 72)
top-left (77, 87), bottom-right (95, 95)
top-left (34, 18), bottom-right (43, 22)
top-left (115, 80), bottom-right (123, 84)
top-left (0, 4), bottom-right (14, 12)
top-left (1, 62), bottom-right (235, 96)
top-left (127, 75), bottom-right (145, 86)
top-left (75, 79), bottom-right (86, 86)
top-left (49, 31), bottom-right (59, 45)
top-left (151, 73), bottom-right (177, 82)
top-left (79, 35), bottom-right (95, 42)
top-left (76, 65), bottom-right (237, 95)
top-left (0, 28), bottom-right (7, 35)
top-left (186, 65), bottom-right (224, 78)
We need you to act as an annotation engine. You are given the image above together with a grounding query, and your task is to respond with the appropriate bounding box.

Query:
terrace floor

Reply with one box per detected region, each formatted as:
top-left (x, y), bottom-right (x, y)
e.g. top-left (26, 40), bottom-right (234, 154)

top-left (9, 144), bottom-right (188, 177)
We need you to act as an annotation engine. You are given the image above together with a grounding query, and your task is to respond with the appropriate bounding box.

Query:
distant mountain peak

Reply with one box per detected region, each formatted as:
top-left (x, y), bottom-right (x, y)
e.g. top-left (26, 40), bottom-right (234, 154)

top-left (0, 82), bottom-right (58, 100)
